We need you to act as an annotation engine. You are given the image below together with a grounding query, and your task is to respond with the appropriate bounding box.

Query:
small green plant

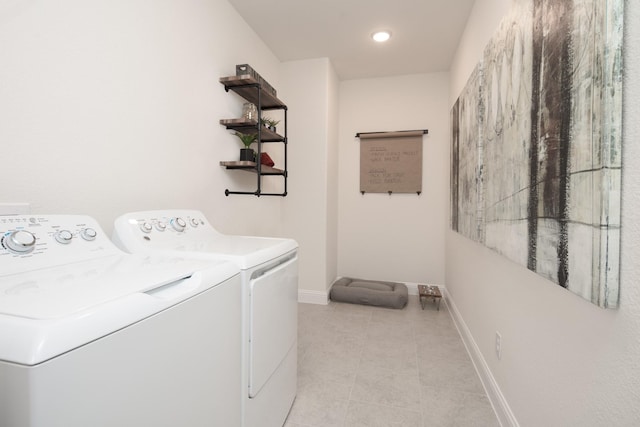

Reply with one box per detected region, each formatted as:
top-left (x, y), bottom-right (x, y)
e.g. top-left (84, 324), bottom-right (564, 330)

top-left (233, 132), bottom-right (257, 148)
top-left (260, 117), bottom-right (280, 129)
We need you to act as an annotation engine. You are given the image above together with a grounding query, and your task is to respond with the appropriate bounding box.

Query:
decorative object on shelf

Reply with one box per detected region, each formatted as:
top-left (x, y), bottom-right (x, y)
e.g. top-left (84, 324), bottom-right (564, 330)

top-left (260, 152), bottom-right (274, 167)
top-left (236, 64), bottom-right (277, 97)
top-left (267, 118), bottom-right (280, 132)
top-left (239, 149), bottom-right (255, 162)
top-left (233, 132), bottom-right (257, 161)
top-left (260, 117), bottom-right (280, 132)
top-left (242, 102), bottom-right (258, 121)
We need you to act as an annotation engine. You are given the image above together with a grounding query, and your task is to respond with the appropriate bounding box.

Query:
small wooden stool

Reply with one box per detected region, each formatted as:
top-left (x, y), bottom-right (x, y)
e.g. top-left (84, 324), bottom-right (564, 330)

top-left (418, 285), bottom-right (442, 310)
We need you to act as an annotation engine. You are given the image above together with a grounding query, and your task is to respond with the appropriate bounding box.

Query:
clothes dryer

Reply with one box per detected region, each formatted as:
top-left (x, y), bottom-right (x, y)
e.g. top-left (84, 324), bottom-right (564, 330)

top-left (0, 215), bottom-right (242, 427)
top-left (112, 209), bottom-right (298, 427)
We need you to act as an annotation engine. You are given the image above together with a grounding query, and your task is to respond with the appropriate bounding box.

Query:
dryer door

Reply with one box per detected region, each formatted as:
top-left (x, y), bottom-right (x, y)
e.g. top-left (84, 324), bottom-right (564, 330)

top-left (248, 253), bottom-right (298, 398)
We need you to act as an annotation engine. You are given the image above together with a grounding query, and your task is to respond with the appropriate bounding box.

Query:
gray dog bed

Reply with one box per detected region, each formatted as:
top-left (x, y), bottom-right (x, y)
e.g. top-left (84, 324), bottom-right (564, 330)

top-left (330, 277), bottom-right (408, 309)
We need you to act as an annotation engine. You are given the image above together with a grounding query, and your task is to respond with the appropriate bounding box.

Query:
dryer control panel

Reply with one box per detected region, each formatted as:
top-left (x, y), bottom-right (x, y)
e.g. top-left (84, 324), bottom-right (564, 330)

top-left (112, 209), bottom-right (221, 252)
top-left (0, 215), bottom-right (120, 276)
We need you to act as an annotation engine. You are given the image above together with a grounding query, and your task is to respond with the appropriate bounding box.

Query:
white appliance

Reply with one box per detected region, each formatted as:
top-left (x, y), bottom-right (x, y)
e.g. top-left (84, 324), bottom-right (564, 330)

top-left (112, 209), bottom-right (298, 427)
top-left (0, 215), bottom-right (242, 427)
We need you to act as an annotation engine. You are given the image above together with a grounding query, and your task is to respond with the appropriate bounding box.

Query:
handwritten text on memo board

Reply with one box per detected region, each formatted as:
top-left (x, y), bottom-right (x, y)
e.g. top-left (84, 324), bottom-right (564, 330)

top-left (359, 132), bottom-right (423, 194)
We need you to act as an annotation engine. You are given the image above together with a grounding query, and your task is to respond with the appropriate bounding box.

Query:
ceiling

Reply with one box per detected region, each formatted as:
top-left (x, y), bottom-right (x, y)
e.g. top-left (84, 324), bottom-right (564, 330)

top-left (227, 0), bottom-right (476, 80)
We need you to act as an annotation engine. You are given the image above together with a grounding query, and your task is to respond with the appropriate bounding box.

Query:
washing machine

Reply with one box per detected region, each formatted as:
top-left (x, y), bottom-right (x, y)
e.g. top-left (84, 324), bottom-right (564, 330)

top-left (0, 214), bottom-right (242, 427)
top-left (112, 209), bottom-right (298, 427)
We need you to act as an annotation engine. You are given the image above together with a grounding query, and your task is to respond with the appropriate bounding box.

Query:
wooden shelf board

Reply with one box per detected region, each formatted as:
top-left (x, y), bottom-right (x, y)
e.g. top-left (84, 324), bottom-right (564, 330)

top-left (219, 75), bottom-right (286, 109)
top-left (219, 118), bottom-right (258, 126)
top-left (220, 161), bottom-right (285, 175)
top-left (219, 118), bottom-right (284, 142)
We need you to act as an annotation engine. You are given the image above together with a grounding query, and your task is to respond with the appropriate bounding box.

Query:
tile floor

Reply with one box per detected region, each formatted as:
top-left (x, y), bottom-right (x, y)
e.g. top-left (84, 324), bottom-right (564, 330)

top-left (284, 295), bottom-right (500, 427)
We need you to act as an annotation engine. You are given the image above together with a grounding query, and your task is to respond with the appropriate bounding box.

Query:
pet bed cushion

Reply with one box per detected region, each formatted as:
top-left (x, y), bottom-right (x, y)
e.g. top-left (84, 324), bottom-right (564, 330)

top-left (330, 277), bottom-right (408, 309)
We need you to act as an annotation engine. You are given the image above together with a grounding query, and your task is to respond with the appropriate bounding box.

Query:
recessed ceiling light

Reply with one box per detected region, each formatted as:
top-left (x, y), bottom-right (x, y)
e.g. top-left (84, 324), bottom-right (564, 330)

top-left (372, 31), bottom-right (391, 43)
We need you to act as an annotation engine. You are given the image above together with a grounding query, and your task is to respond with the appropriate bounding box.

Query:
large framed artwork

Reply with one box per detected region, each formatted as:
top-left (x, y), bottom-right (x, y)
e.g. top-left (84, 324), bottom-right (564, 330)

top-left (450, 0), bottom-right (623, 308)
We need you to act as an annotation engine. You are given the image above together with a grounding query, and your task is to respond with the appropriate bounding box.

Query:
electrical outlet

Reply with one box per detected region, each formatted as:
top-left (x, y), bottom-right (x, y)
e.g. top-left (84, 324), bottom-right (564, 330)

top-left (495, 331), bottom-right (502, 360)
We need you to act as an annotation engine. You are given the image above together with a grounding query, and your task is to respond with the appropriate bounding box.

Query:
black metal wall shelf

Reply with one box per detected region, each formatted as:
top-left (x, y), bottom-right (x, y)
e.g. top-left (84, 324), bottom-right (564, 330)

top-left (219, 73), bottom-right (288, 197)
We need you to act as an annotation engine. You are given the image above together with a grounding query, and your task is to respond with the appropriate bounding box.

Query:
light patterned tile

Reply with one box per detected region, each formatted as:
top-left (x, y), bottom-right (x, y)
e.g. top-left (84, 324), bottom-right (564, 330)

top-left (358, 340), bottom-right (418, 376)
top-left (416, 332), bottom-right (469, 361)
top-left (420, 385), bottom-right (499, 427)
top-left (351, 366), bottom-right (421, 410)
top-left (285, 379), bottom-right (351, 427)
top-left (366, 318), bottom-right (416, 342)
top-left (420, 385), bottom-right (465, 427)
top-left (286, 396), bottom-right (348, 427)
top-left (414, 316), bottom-right (459, 337)
top-left (345, 401), bottom-right (422, 427)
top-left (454, 392), bottom-right (500, 427)
top-left (298, 347), bottom-right (360, 385)
top-left (417, 356), bottom-right (485, 395)
top-left (296, 302), bottom-right (497, 427)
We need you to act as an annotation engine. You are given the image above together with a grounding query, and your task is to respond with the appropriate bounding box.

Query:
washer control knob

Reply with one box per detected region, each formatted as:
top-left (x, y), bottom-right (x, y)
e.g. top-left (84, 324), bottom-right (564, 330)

top-left (189, 218), bottom-right (199, 228)
top-left (81, 228), bottom-right (97, 241)
top-left (170, 217), bottom-right (186, 232)
top-left (155, 221), bottom-right (167, 232)
top-left (3, 230), bottom-right (37, 254)
top-left (139, 222), bottom-right (153, 233)
top-left (54, 230), bottom-right (73, 244)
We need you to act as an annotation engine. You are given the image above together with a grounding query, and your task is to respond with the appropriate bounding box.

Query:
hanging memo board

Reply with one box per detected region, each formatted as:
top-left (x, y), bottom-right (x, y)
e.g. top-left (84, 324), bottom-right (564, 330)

top-left (357, 130), bottom-right (427, 194)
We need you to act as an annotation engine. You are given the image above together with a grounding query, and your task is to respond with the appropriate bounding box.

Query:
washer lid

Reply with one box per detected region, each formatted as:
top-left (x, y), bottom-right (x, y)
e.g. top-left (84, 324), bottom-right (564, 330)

top-left (0, 253), bottom-right (239, 365)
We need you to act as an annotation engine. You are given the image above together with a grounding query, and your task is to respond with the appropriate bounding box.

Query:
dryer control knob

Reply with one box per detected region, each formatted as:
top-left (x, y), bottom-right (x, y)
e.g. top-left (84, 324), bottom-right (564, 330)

top-left (155, 221), bottom-right (167, 232)
top-left (54, 230), bottom-right (73, 244)
top-left (3, 230), bottom-right (37, 253)
top-left (189, 218), bottom-right (199, 228)
top-left (81, 228), bottom-right (97, 241)
top-left (170, 217), bottom-right (186, 232)
top-left (139, 222), bottom-right (153, 233)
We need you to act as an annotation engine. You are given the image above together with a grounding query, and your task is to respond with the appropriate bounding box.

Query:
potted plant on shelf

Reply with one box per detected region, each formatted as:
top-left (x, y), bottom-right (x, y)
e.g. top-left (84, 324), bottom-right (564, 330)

top-left (260, 117), bottom-right (280, 132)
top-left (233, 132), bottom-right (258, 161)
top-left (266, 118), bottom-right (280, 132)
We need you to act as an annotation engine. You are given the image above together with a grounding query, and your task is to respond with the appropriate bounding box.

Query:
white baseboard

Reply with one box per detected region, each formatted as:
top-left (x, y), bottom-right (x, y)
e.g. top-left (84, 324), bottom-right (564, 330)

top-left (444, 289), bottom-right (519, 427)
top-left (298, 289), bottom-right (329, 305)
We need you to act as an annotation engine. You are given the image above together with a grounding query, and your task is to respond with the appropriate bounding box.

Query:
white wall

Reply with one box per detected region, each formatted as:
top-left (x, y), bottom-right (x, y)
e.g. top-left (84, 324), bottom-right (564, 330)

top-left (280, 58), bottom-right (339, 300)
top-left (447, 0), bottom-right (640, 425)
top-left (325, 64), bottom-right (340, 291)
top-left (0, 0), bottom-right (284, 237)
top-left (337, 73), bottom-right (449, 286)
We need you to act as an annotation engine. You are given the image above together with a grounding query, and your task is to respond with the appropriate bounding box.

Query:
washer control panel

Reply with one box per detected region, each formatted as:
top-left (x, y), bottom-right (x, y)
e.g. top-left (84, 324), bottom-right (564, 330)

top-left (0, 215), bottom-right (120, 276)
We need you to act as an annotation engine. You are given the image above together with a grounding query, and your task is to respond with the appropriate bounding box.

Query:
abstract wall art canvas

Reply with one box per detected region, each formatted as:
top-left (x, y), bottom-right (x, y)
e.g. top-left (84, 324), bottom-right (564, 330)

top-left (450, 0), bottom-right (623, 308)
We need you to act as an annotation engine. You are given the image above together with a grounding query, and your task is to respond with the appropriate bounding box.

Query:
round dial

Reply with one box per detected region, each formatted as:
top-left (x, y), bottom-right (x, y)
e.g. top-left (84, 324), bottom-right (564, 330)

top-left (81, 228), bottom-right (97, 241)
top-left (155, 221), bottom-right (167, 232)
top-left (4, 230), bottom-right (37, 253)
top-left (139, 222), bottom-right (153, 233)
top-left (170, 217), bottom-right (186, 232)
top-left (189, 218), bottom-right (199, 228)
top-left (54, 230), bottom-right (73, 244)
